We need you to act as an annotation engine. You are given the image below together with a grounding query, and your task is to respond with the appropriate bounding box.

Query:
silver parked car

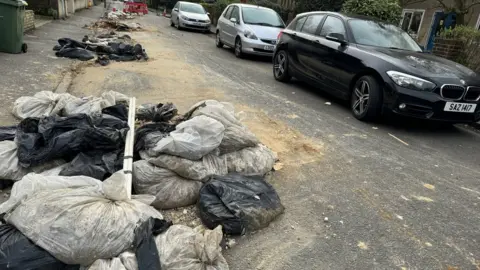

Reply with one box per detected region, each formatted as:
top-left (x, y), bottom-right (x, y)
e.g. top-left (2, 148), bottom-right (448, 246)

top-left (215, 4), bottom-right (285, 57)
top-left (171, 1), bottom-right (211, 32)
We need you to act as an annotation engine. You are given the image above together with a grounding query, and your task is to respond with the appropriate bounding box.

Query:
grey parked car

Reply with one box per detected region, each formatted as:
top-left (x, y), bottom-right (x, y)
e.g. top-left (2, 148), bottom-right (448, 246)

top-left (171, 1), bottom-right (211, 32)
top-left (215, 4), bottom-right (285, 57)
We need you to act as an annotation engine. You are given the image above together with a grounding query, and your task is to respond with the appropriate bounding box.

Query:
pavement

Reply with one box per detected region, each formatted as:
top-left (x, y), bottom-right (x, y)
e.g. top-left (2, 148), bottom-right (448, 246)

top-left (1, 6), bottom-right (480, 270)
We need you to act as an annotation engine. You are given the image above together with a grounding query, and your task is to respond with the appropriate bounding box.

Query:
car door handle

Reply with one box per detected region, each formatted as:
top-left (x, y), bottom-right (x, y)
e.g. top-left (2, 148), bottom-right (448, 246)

top-left (315, 39), bottom-right (320, 43)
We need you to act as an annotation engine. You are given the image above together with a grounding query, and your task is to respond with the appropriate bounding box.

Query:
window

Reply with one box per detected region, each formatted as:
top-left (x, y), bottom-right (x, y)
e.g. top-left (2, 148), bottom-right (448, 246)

top-left (319, 16), bottom-right (346, 37)
top-left (174, 2), bottom-right (179, 9)
top-left (179, 3), bottom-right (206, 14)
top-left (400, 9), bottom-right (425, 36)
top-left (301, 15), bottom-right (325, 35)
top-left (224, 6), bottom-right (233, 18)
top-left (291, 16), bottom-right (307, 31)
top-left (241, 7), bottom-right (284, 28)
top-left (231, 6), bottom-right (240, 21)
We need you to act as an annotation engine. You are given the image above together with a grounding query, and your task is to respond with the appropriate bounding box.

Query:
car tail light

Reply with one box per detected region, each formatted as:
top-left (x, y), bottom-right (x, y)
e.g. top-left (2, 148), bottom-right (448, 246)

top-left (277, 31), bottom-right (283, 42)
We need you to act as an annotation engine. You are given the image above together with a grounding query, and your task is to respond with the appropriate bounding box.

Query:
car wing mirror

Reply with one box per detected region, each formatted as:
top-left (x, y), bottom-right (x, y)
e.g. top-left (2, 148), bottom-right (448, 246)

top-left (326, 33), bottom-right (347, 45)
top-left (207, 12), bottom-right (211, 16)
top-left (173, 8), bottom-right (178, 12)
top-left (230, 17), bottom-right (237, 24)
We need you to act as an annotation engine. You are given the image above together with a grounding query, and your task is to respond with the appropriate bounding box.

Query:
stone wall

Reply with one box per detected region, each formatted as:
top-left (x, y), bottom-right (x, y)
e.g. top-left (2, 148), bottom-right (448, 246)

top-left (432, 38), bottom-right (463, 60)
top-left (24, 10), bottom-right (35, 32)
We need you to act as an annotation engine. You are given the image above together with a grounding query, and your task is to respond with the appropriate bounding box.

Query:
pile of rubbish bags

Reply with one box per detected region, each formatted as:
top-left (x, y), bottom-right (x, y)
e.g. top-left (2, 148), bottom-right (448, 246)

top-left (0, 93), bottom-right (284, 269)
top-left (53, 33), bottom-right (148, 65)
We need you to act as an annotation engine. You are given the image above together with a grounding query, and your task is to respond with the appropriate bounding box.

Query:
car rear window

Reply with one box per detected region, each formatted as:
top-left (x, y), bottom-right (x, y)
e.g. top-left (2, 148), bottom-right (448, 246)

top-left (289, 16), bottom-right (306, 31)
top-left (301, 15), bottom-right (325, 35)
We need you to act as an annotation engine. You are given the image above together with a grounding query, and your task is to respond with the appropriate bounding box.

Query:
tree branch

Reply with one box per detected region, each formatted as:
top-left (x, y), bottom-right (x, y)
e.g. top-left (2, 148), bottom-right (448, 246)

top-left (436, 0), bottom-right (448, 8)
top-left (464, 0), bottom-right (480, 12)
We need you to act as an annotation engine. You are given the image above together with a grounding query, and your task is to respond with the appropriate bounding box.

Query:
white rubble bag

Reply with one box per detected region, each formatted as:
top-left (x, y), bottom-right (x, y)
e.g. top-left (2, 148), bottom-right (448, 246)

top-left (147, 115), bottom-right (225, 160)
top-left (83, 252), bottom-right (138, 270)
top-left (0, 171), bottom-right (163, 265)
top-left (133, 160), bottom-right (203, 209)
top-left (0, 141), bottom-right (65, 181)
top-left (12, 91), bottom-right (80, 120)
top-left (224, 144), bottom-right (277, 176)
top-left (141, 151), bottom-right (228, 181)
top-left (185, 100), bottom-right (259, 154)
top-left (63, 91), bottom-right (129, 116)
top-left (155, 225), bottom-right (228, 270)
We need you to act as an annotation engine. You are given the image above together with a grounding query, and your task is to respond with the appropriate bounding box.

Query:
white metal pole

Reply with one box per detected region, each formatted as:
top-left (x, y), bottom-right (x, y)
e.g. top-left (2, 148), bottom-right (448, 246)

top-left (123, 97), bottom-right (136, 199)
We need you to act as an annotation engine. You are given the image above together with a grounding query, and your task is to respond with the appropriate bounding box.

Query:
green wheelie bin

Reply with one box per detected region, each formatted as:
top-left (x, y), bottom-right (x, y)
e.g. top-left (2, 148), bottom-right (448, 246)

top-left (0, 0), bottom-right (28, 53)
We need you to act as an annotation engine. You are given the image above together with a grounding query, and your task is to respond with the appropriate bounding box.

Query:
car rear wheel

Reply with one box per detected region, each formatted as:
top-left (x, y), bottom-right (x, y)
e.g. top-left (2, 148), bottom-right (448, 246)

top-left (273, 50), bottom-right (291, 82)
top-left (351, 75), bottom-right (382, 121)
top-left (216, 31), bottom-right (224, 48)
top-left (170, 20), bottom-right (175, 27)
top-left (234, 37), bottom-right (243, 58)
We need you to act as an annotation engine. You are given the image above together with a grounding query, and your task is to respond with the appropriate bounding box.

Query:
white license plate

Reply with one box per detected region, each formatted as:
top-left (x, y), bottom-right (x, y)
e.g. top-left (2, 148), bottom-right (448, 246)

top-left (444, 102), bottom-right (477, 113)
top-left (192, 22), bottom-right (201, 25)
top-left (264, 45), bottom-right (275, 51)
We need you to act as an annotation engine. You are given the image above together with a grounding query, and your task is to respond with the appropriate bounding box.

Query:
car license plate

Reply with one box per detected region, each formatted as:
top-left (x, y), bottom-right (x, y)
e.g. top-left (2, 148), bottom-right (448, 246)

top-left (264, 45), bottom-right (275, 51)
top-left (444, 102), bottom-right (477, 113)
top-left (192, 22), bottom-right (201, 25)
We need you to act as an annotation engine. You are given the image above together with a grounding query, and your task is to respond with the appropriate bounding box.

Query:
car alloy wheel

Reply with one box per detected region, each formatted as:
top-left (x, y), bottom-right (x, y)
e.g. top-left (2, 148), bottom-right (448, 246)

top-left (350, 75), bottom-right (382, 121)
top-left (273, 50), bottom-right (291, 82)
top-left (216, 32), bottom-right (223, 48)
top-left (234, 38), bottom-right (243, 58)
top-left (352, 80), bottom-right (370, 116)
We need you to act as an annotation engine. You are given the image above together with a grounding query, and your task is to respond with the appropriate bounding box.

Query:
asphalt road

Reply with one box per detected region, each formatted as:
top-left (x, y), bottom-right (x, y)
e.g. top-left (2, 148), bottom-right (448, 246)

top-left (143, 15), bottom-right (480, 270)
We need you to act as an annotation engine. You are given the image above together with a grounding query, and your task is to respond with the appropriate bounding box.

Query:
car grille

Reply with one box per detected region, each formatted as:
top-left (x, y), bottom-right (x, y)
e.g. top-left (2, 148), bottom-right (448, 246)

top-left (440, 84), bottom-right (465, 100)
top-left (187, 18), bottom-right (207, 23)
top-left (261, 39), bottom-right (276, 45)
top-left (464, 86), bottom-right (480, 101)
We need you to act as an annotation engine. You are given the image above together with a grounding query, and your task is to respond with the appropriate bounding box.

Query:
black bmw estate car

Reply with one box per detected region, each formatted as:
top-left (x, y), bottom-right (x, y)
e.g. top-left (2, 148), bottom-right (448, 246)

top-left (273, 12), bottom-right (480, 123)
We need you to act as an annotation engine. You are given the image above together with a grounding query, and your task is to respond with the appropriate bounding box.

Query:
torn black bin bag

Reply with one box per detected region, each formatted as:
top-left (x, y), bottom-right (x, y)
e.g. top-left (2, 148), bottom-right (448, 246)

top-left (134, 122), bottom-right (175, 159)
top-left (0, 224), bottom-right (80, 270)
top-left (0, 126), bottom-right (17, 141)
top-left (133, 218), bottom-right (172, 270)
top-left (136, 103), bottom-right (178, 122)
top-left (92, 114), bottom-right (128, 130)
top-left (55, 47), bottom-right (95, 61)
top-left (102, 104), bottom-right (128, 121)
top-left (16, 114), bottom-right (128, 168)
top-left (198, 174), bottom-right (285, 235)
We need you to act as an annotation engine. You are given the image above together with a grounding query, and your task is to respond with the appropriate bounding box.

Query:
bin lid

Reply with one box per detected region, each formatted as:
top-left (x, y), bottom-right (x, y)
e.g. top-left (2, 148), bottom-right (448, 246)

top-left (0, 0), bottom-right (27, 7)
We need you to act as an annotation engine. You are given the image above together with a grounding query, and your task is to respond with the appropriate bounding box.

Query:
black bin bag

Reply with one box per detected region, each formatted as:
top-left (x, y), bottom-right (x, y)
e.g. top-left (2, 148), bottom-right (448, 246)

top-left (198, 174), bottom-right (285, 235)
top-left (0, 224), bottom-right (79, 270)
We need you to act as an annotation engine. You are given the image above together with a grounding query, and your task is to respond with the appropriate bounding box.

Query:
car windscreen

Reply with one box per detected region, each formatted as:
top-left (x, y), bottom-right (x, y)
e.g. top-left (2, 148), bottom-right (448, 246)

top-left (180, 3), bottom-right (206, 14)
top-left (348, 19), bottom-right (422, 52)
top-left (242, 7), bottom-right (284, 28)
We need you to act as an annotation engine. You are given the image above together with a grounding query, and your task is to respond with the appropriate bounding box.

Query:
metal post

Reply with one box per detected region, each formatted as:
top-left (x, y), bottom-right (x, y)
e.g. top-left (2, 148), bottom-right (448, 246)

top-left (123, 97), bottom-right (136, 199)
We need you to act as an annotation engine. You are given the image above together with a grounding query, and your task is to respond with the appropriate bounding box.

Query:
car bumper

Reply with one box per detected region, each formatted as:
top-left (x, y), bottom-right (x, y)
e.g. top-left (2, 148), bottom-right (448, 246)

top-left (384, 83), bottom-right (480, 123)
top-left (241, 36), bottom-right (276, 56)
top-left (179, 18), bottom-right (210, 31)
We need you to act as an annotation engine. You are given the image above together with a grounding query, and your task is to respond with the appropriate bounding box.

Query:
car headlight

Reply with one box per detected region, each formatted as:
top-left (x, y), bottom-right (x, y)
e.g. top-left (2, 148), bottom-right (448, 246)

top-left (180, 15), bottom-right (189, 20)
top-left (244, 29), bottom-right (258, 40)
top-left (386, 71), bottom-right (436, 91)
top-left (206, 19), bottom-right (211, 24)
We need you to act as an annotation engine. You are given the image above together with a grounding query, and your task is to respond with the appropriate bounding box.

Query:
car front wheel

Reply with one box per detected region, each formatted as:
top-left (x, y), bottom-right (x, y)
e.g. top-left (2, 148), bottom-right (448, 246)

top-left (216, 31), bottom-right (224, 48)
top-left (351, 75), bottom-right (382, 121)
top-left (234, 37), bottom-right (243, 58)
top-left (273, 50), bottom-right (291, 82)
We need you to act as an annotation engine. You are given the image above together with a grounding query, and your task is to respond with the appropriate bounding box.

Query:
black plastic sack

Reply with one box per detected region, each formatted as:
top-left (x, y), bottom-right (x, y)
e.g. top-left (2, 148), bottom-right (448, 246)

top-left (0, 126), bottom-right (16, 141)
top-left (59, 150), bottom-right (124, 180)
top-left (16, 114), bottom-right (128, 168)
top-left (55, 48), bottom-right (95, 61)
top-left (0, 224), bottom-right (80, 270)
top-left (198, 174), bottom-right (285, 235)
top-left (136, 103), bottom-right (178, 122)
top-left (134, 122), bottom-right (175, 160)
top-left (133, 218), bottom-right (172, 270)
top-left (102, 104), bottom-right (128, 121)
top-left (92, 114), bottom-right (128, 130)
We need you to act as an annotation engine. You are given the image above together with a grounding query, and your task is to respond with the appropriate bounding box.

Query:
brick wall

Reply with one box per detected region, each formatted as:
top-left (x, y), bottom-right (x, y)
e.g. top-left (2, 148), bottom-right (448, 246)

top-left (432, 38), bottom-right (463, 60)
top-left (24, 10), bottom-right (35, 32)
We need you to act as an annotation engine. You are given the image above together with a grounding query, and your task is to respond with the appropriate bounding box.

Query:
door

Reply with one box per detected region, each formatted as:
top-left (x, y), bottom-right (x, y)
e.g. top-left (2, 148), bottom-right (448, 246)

top-left (171, 2), bottom-right (180, 23)
top-left (223, 5), bottom-right (240, 45)
top-left (289, 14), bottom-right (325, 83)
top-left (426, 12), bottom-right (456, 51)
top-left (310, 15), bottom-right (352, 96)
top-left (219, 6), bottom-right (234, 45)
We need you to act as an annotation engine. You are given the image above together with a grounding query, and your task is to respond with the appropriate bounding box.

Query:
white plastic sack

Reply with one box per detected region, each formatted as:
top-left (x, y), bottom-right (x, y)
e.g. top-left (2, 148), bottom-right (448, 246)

top-left (141, 151), bottom-right (227, 181)
top-left (224, 144), bottom-right (277, 176)
top-left (63, 91), bottom-right (129, 116)
top-left (186, 100), bottom-right (259, 154)
top-left (0, 141), bottom-right (65, 181)
top-left (84, 252), bottom-right (137, 270)
top-left (1, 172), bottom-right (163, 265)
top-left (12, 91), bottom-right (79, 119)
top-left (133, 160), bottom-right (202, 209)
top-left (155, 225), bottom-right (228, 270)
top-left (147, 115), bottom-right (225, 160)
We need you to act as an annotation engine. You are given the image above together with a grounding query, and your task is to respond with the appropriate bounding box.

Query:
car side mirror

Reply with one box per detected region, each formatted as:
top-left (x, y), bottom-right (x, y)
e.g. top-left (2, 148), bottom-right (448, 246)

top-left (207, 12), bottom-right (211, 16)
top-left (173, 8), bottom-right (178, 12)
top-left (230, 17), bottom-right (237, 24)
top-left (326, 33), bottom-right (347, 45)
